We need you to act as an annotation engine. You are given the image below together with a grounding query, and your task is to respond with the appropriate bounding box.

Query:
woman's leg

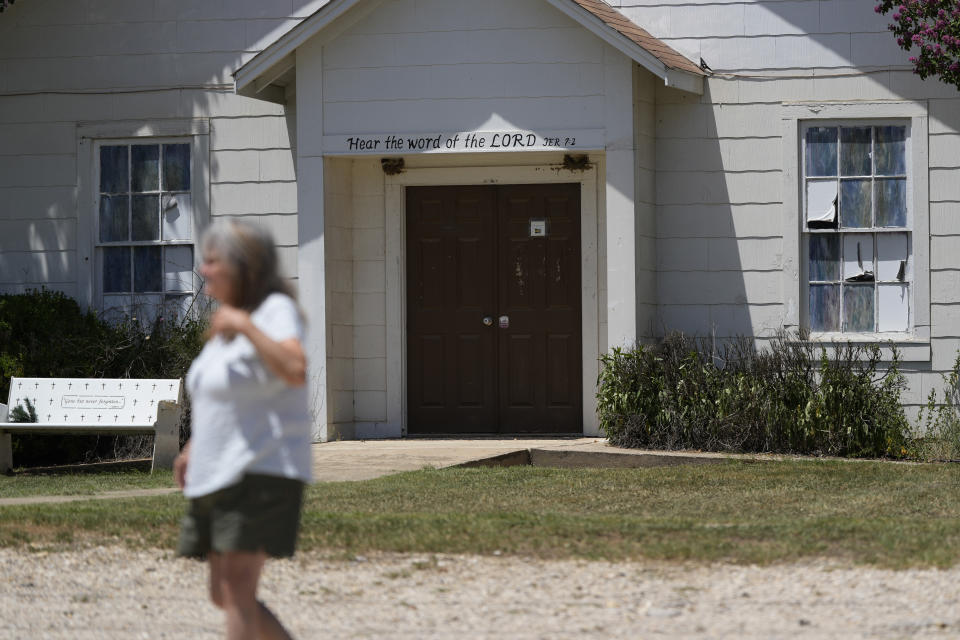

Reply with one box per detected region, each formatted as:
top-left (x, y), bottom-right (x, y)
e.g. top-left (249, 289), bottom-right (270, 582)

top-left (212, 550), bottom-right (294, 640)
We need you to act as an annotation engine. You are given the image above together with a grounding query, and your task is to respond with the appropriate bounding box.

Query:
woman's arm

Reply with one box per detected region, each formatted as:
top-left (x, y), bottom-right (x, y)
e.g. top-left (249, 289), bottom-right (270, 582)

top-left (174, 439), bottom-right (191, 490)
top-left (209, 304), bottom-right (307, 387)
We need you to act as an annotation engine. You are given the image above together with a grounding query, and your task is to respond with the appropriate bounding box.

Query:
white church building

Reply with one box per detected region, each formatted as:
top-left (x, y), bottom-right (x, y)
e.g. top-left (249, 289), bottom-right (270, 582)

top-left (1, 0), bottom-right (957, 440)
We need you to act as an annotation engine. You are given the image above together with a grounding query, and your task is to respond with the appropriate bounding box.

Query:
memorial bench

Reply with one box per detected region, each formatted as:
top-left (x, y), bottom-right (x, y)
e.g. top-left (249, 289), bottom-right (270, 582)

top-left (0, 377), bottom-right (183, 473)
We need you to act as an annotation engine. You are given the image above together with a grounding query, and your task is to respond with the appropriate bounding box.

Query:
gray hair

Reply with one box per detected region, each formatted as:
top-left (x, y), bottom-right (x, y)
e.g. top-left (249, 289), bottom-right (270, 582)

top-left (200, 219), bottom-right (295, 312)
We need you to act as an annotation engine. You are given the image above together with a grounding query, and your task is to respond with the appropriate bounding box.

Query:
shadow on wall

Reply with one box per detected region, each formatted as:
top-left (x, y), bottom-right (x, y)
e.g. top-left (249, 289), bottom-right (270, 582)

top-left (0, 0), bottom-right (312, 303)
top-left (646, 0), bottom-right (960, 348)
top-left (653, 80), bottom-right (752, 343)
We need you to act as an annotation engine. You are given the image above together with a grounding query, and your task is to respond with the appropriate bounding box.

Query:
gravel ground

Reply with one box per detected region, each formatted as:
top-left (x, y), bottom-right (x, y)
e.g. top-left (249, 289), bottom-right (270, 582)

top-left (2, 547), bottom-right (959, 639)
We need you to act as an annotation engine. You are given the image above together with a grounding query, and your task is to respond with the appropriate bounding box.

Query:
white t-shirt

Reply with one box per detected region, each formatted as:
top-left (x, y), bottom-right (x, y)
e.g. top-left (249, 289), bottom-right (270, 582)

top-left (183, 292), bottom-right (312, 498)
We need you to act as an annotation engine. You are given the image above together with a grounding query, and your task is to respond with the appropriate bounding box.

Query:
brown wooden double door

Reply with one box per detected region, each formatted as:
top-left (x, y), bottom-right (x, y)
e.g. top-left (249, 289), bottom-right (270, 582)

top-left (407, 184), bottom-right (582, 435)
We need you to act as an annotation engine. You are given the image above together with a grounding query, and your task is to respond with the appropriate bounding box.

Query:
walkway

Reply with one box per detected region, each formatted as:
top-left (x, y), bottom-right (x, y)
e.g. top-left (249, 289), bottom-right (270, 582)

top-left (0, 438), bottom-right (751, 506)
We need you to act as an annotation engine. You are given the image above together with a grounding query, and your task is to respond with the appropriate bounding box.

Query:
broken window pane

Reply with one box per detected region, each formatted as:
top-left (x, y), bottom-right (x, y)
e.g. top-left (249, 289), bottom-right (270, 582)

top-left (131, 144), bottom-right (159, 192)
top-left (877, 284), bottom-right (909, 332)
top-left (877, 233), bottom-right (909, 281)
top-left (132, 195), bottom-right (160, 241)
top-left (99, 195), bottom-right (129, 242)
top-left (843, 285), bottom-right (875, 332)
top-left (133, 246), bottom-right (162, 292)
top-left (164, 246), bottom-right (194, 292)
top-left (809, 235), bottom-right (840, 281)
top-left (842, 233), bottom-right (874, 282)
top-left (875, 178), bottom-right (906, 227)
top-left (840, 179), bottom-right (871, 228)
top-left (162, 194), bottom-right (192, 241)
top-left (875, 126), bottom-right (906, 175)
top-left (806, 180), bottom-right (838, 228)
top-left (103, 247), bottom-right (131, 293)
top-left (809, 284), bottom-right (840, 332)
top-left (100, 146), bottom-right (128, 193)
top-left (163, 144), bottom-right (191, 191)
top-left (806, 127), bottom-right (837, 177)
top-left (841, 127), bottom-right (872, 176)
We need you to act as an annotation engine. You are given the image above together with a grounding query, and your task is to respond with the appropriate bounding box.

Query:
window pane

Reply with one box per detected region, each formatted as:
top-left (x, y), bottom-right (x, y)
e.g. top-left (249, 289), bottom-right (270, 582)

top-left (809, 284), bottom-right (840, 332)
top-left (805, 127), bottom-right (838, 177)
top-left (101, 295), bottom-right (134, 323)
top-left (878, 284), bottom-right (909, 332)
top-left (163, 144), bottom-right (191, 191)
top-left (99, 146), bottom-right (128, 193)
top-left (877, 233), bottom-right (909, 281)
top-left (840, 127), bottom-right (872, 176)
top-left (843, 233), bottom-right (874, 282)
top-left (164, 246), bottom-right (194, 292)
top-left (875, 178), bottom-right (906, 227)
top-left (132, 195), bottom-right (160, 241)
top-left (809, 235), bottom-right (840, 281)
top-left (131, 145), bottom-right (159, 192)
top-left (843, 285), bottom-right (875, 333)
top-left (103, 247), bottom-right (131, 293)
top-left (806, 180), bottom-right (838, 228)
top-left (99, 195), bottom-right (129, 242)
top-left (840, 179), bottom-right (871, 228)
top-left (162, 193), bottom-right (192, 241)
top-left (163, 294), bottom-right (193, 323)
top-left (875, 126), bottom-right (906, 175)
top-left (134, 246), bottom-right (162, 292)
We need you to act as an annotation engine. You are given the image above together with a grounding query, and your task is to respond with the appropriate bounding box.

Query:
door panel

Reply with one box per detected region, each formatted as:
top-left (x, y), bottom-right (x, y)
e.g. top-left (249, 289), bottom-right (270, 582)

top-left (497, 184), bottom-right (582, 434)
top-left (407, 186), bottom-right (497, 434)
top-left (406, 183), bottom-right (581, 434)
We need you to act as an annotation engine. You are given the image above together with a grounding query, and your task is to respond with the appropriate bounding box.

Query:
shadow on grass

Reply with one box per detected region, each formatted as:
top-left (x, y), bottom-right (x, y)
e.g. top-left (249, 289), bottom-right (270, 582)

top-left (12, 458), bottom-right (152, 477)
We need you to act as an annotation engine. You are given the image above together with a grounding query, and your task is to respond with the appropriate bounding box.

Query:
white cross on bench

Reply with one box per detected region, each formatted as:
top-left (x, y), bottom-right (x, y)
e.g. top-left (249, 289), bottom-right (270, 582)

top-left (0, 377), bottom-right (183, 473)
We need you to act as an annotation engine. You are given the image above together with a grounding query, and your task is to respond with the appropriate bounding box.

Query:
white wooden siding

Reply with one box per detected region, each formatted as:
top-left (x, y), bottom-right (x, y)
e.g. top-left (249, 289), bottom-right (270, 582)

top-left (623, 0), bottom-right (959, 414)
top-left (614, 0), bottom-right (909, 72)
top-left (0, 0), bottom-right (327, 295)
top-left (321, 0), bottom-right (611, 138)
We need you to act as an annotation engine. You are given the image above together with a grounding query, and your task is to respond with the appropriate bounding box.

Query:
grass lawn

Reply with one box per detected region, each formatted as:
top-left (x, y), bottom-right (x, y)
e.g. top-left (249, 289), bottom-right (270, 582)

top-left (2, 460), bottom-right (960, 567)
top-left (0, 463), bottom-right (174, 498)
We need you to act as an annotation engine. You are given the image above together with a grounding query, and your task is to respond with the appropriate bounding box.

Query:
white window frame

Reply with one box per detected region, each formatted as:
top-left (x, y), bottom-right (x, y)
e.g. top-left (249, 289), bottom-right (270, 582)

top-left (77, 119), bottom-right (210, 318)
top-left (781, 102), bottom-right (930, 362)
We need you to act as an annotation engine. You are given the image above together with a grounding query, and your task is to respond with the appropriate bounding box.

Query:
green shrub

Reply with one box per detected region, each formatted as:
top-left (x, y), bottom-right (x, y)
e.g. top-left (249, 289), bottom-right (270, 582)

top-left (0, 289), bottom-right (206, 467)
top-left (597, 331), bottom-right (910, 458)
top-left (912, 353), bottom-right (960, 461)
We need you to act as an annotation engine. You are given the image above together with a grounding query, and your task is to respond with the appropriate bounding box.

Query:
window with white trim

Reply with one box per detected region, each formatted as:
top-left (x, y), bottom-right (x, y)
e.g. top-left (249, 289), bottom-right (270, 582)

top-left (802, 122), bottom-right (912, 334)
top-left (95, 140), bottom-right (197, 321)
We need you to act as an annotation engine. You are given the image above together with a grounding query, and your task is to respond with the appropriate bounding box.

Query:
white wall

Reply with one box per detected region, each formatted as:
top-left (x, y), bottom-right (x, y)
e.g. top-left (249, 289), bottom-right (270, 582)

top-left (0, 0), bottom-right (328, 298)
top-left (612, 0), bottom-right (911, 74)
top-left (324, 157), bottom-right (356, 437)
top-left (321, 0), bottom-right (608, 137)
top-left (612, 0), bottom-right (960, 416)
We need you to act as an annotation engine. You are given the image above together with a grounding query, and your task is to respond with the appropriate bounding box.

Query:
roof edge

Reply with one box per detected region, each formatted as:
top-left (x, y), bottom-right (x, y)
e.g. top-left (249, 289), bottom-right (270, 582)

top-left (235, 0), bottom-right (376, 97)
top-left (542, 0), bottom-right (703, 95)
top-left (236, 0), bottom-right (704, 100)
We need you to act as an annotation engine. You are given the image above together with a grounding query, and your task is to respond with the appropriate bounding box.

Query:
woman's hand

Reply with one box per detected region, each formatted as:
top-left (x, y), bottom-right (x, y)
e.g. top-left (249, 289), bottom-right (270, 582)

top-left (174, 440), bottom-right (191, 490)
top-left (207, 305), bottom-right (252, 341)
top-left (208, 303), bottom-right (307, 387)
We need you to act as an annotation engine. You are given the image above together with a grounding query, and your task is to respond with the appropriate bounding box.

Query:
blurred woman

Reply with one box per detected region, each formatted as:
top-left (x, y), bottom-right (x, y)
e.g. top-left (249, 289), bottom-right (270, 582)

top-left (174, 220), bottom-right (311, 640)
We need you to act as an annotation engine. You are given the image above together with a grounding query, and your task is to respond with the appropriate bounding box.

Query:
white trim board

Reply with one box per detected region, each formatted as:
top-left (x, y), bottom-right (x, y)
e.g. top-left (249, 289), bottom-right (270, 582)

top-left (779, 100), bottom-right (931, 362)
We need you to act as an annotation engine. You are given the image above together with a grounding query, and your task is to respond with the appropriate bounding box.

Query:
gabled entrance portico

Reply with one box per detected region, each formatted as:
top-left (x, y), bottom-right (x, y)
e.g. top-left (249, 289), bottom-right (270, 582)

top-left (233, 0), bottom-right (703, 441)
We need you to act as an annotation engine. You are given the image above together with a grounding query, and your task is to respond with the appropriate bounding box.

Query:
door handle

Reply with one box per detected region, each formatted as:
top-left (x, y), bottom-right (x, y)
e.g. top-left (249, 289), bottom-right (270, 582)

top-left (482, 316), bottom-right (494, 327)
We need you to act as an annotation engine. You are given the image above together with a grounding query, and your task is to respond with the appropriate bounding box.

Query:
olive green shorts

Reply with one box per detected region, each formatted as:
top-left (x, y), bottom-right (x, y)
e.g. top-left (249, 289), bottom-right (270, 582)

top-left (177, 474), bottom-right (305, 559)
